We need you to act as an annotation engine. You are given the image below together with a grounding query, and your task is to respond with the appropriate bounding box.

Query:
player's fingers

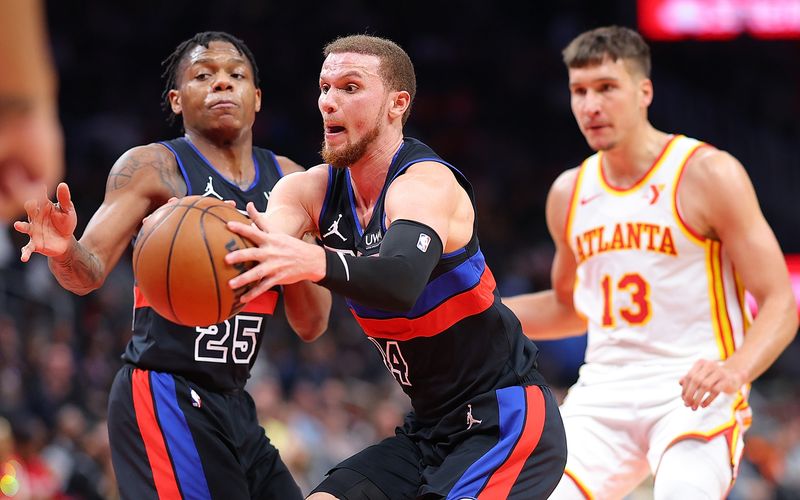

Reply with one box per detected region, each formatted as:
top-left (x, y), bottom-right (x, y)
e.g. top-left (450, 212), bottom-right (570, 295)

top-left (56, 182), bottom-right (74, 212)
top-left (20, 241), bottom-right (35, 263)
top-left (228, 262), bottom-right (268, 290)
top-left (224, 246), bottom-right (264, 266)
top-left (239, 280), bottom-right (274, 304)
top-left (680, 373), bottom-right (700, 404)
top-left (246, 203), bottom-right (267, 230)
top-left (689, 372), bottom-right (722, 409)
top-left (13, 220), bottom-right (30, 234)
top-left (227, 220), bottom-right (265, 243)
top-left (700, 390), bottom-right (720, 408)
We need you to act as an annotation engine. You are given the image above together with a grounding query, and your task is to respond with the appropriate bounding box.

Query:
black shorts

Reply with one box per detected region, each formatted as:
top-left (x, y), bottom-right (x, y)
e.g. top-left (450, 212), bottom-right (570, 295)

top-left (107, 365), bottom-right (301, 500)
top-left (312, 384), bottom-right (566, 500)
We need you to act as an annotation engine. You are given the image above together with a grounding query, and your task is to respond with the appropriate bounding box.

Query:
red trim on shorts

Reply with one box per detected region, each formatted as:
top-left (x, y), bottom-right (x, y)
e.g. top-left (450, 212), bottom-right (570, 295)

top-left (131, 369), bottom-right (182, 499)
top-left (478, 386), bottom-right (546, 499)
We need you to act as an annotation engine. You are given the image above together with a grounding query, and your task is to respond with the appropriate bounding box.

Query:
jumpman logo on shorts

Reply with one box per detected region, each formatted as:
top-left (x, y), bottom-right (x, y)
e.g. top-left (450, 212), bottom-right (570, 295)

top-left (466, 404), bottom-right (482, 430)
top-left (323, 213), bottom-right (347, 242)
top-left (202, 176), bottom-right (223, 200)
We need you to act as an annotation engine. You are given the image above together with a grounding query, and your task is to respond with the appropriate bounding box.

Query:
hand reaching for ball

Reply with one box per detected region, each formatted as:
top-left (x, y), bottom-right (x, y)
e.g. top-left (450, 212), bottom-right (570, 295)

top-left (225, 203), bottom-right (326, 302)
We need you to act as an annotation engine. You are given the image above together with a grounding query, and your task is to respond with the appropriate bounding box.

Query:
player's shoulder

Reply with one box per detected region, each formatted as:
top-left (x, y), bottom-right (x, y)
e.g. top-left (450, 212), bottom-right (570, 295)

top-left (276, 163), bottom-right (330, 189)
top-left (550, 166), bottom-right (582, 199)
top-left (403, 160), bottom-right (457, 181)
top-left (117, 142), bottom-right (177, 170)
top-left (683, 144), bottom-right (748, 188)
top-left (273, 154), bottom-right (305, 175)
top-left (106, 143), bottom-right (183, 196)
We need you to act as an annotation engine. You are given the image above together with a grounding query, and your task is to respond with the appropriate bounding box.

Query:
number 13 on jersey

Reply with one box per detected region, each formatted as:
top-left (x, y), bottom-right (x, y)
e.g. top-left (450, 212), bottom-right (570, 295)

top-left (601, 272), bottom-right (652, 327)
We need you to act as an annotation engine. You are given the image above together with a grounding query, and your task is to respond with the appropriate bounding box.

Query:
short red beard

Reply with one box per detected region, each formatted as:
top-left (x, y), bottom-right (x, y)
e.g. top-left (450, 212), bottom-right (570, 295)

top-left (321, 119), bottom-right (382, 168)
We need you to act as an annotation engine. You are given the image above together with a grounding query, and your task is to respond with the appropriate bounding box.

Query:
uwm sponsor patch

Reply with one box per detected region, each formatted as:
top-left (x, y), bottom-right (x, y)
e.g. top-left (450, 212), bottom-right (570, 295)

top-left (575, 222), bottom-right (678, 264)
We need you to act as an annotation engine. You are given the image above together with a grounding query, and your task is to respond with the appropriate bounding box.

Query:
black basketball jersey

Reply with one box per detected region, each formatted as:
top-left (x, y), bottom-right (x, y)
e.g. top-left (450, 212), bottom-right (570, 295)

top-left (318, 137), bottom-right (544, 423)
top-left (123, 137), bottom-right (284, 391)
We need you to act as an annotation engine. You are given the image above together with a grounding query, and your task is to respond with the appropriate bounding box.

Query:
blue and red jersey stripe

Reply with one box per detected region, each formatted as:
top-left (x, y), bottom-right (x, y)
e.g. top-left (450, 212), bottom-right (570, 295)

top-left (349, 250), bottom-right (497, 340)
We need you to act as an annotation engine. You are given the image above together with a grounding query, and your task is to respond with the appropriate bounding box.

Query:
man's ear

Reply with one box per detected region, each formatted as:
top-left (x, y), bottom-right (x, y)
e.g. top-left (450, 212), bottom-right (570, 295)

top-left (640, 78), bottom-right (653, 108)
top-left (388, 90), bottom-right (411, 119)
top-left (168, 89), bottom-right (182, 115)
top-left (255, 88), bottom-right (262, 113)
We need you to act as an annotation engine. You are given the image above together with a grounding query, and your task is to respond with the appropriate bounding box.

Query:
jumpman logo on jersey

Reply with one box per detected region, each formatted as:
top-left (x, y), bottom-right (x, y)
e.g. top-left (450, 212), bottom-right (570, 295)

top-left (202, 176), bottom-right (223, 200)
top-left (466, 404), bottom-right (482, 430)
top-left (323, 213), bottom-right (347, 242)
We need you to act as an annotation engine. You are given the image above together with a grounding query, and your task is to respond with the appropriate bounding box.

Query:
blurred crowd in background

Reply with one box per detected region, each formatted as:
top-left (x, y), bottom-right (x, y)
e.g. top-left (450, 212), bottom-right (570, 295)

top-left (1, 1), bottom-right (799, 498)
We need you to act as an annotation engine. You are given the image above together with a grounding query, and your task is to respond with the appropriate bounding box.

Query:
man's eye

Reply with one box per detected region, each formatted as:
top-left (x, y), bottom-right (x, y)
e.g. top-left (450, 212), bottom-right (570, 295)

top-left (196, 74), bottom-right (210, 81)
top-left (320, 84), bottom-right (330, 93)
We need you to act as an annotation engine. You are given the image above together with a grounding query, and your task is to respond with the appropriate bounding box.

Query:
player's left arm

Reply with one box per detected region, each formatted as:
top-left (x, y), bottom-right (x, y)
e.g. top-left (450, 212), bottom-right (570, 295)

top-left (679, 150), bottom-right (798, 410)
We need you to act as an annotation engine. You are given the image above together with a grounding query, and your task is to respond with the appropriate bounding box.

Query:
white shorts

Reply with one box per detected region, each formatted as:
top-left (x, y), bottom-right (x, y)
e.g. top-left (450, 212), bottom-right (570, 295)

top-left (557, 363), bottom-right (750, 499)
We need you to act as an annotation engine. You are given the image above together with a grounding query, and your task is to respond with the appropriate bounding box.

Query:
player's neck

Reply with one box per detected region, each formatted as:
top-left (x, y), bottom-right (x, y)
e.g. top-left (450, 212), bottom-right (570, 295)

top-left (600, 125), bottom-right (671, 188)
top-left (348, 133), bottom-right (404, 209)
top-left (185, 130), bottom-right (255, 188)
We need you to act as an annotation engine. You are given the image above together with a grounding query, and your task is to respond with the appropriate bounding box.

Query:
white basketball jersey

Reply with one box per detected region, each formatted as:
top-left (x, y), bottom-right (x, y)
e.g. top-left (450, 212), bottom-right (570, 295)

top-left (567, 135), bottom-right (750, 367)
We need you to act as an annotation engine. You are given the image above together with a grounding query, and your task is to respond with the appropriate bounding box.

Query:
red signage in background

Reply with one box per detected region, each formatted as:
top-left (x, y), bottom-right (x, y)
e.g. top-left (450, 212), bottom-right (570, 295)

top-left (638, 0), bottom-right (800, 40)
top-left (788, 254), bottom-right (800, 316)
top-left (746, 254), bottom-right (800, 317)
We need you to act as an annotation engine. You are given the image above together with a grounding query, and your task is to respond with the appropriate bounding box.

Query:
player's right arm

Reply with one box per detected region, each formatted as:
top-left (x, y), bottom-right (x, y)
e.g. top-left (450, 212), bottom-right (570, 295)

top-left (503, 168), bottom-right (587, 339)
top-left (13, 144), bottom-right (183, 295)
top-left (253, 162), bottom-right (332, 342)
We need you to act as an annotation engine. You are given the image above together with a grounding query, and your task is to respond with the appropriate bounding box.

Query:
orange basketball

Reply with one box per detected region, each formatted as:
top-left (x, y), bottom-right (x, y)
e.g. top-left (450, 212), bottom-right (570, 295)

top-left (133, 195), bottom-right (257, 326)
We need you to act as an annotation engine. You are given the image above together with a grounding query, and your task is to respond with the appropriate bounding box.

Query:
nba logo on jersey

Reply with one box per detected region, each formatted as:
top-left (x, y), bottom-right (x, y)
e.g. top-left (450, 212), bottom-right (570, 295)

top-left (190, 388), bottom-right (202, 408)
top-left (417, 233), bottom-right (431, 252)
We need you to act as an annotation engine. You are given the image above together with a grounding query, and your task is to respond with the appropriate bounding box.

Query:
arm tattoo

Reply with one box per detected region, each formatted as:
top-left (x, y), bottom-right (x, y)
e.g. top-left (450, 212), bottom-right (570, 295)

top-left (48, 240), bottom-right (104, 295)
top-left (106, 148), bottom-right (183, 197)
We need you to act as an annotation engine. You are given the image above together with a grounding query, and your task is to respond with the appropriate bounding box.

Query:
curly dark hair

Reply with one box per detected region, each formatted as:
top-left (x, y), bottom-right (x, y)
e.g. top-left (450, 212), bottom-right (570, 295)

top-left (160, 31), bottom-right (260, 124)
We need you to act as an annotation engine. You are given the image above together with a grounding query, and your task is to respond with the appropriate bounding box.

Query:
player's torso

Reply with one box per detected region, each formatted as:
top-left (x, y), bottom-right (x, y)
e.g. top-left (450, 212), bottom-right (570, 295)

top-left (319, 137), bottom-right (543, 422)
top-left (568, 135), bottom-right (749, 369)
top-left (124, 137), bottom-right (284, 391)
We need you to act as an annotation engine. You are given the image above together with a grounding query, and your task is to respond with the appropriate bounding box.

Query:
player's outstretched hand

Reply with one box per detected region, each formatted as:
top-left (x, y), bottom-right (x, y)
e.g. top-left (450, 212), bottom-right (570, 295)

top-left (13, 182), bottom-right (76, 262)
top-left (679, 359), bottom-right (745, 411)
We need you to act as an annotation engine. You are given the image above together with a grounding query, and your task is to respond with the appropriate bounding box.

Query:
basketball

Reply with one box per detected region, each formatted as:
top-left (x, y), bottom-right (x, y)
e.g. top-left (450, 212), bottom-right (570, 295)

top-left (132, 195), bottom-right (257, 326)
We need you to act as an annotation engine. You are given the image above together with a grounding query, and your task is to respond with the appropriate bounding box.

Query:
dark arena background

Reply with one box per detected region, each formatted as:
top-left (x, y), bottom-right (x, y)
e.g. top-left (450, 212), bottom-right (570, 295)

top-left (1, 1), bottom-right (798, 498)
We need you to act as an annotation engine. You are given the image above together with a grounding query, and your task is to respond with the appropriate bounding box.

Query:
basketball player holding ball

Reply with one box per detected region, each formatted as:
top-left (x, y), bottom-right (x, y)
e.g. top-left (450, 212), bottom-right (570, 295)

top-left (14, 32), bottom-right (330, 500)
